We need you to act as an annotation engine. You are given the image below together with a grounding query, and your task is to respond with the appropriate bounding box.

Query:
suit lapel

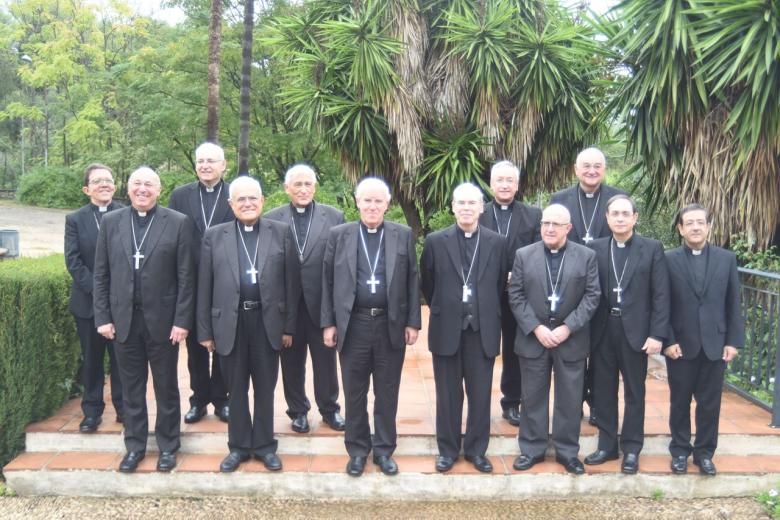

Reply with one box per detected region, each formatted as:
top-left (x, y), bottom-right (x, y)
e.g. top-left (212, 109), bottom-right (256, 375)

top-left (346, 223), bottom-right (358, 285)
top-left (120, 209), bottom-right (135, 269)
top-left (477, 226), bottom-right (491, 281)
top-left (303, 203), bottom-right (325, 263)
top-left (215, 182), bottom-right (232, 225)
top-left (557, 244), bottom-right (574, 298)
top-left (187, 183), bottom-right (204, 234)
top-left (678, 247), bottom-right (703, 299)
top-left (255, 219), bottom-right (272, 280)
top-left (700, 244), bottom-right (714, 297)
top-left (620, 237), bottom-right (644, 292)
top-left (590, 187), bottom-right (608, 238)
top-left (444, 226), bottom-right (462, 281)
top-left (224, 223), bottom-right (240, 288)
top-left (569, 189), bottom-right (586, 240)
top-left (385, 224), bottom-right (397, 288)
top-left (137, 208), bottom-right (169, 270)
top-left (483, 202), bottom-right (498, 233)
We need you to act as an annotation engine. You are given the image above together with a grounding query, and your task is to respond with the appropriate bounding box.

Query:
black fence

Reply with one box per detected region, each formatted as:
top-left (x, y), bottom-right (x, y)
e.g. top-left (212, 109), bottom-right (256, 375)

top-left (729, 267), bottom-right (780, 426)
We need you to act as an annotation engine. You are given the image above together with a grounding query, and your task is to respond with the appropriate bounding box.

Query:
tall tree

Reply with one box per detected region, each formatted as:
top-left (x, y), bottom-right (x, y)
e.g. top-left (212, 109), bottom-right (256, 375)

top-left (237, 0), bottom-right (254, 173)
top-left (206, 0), bottom-right (224, 141)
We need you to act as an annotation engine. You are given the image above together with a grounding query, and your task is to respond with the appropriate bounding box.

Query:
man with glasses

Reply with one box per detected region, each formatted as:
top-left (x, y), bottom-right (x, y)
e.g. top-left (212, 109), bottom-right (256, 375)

top-left (422, 183), bottom-right (507, 473)
top-left (169, 142), bottom-right (233, 425)
top-left (584, 195), bottom-right (669, 475)
top-left (508, 204), bottom-right (600, 475)
top-left (65, 164), bottom-right (124, 433)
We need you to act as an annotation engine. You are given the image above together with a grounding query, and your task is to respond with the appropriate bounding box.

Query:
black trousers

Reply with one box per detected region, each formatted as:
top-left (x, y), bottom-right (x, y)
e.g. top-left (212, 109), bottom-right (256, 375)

top-left (339, 313), bottom-right (405, 458)
top-left (220, 307), bottom-right (279, 456)
top-left (593, 315), bottom-right (648, 455)
top-left (499, 295), bottom-right (521, 411)
top-left (76, 317), bottom-right (123, 418)
top-left (433, 328), bottom-right (495, 458)
top-left (280, 297), bottom-right (340, 418)
top-left (185, 334), bottom-right (227, 409)
top-left (666, 349), bottom-right (725, 461)
top-left (114, 308), bottom-right (180, 453)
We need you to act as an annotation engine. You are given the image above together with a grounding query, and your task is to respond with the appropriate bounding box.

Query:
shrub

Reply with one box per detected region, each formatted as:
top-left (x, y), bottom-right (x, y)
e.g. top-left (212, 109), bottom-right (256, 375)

top-left (16, 166), bottom-right (85, 209)
top-left (0, 255), bottom-right (80, 475)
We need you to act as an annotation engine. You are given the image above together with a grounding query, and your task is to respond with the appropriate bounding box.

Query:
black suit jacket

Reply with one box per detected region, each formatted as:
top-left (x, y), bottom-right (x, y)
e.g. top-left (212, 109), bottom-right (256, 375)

top-left (64, 201), bottom-right (123, 319)
top-left (479, 200), bottom-right (541, 272)
top-left (421, 225), bottom-right (506, 357)
top-left (508, 241), bottom-right (600, 361)
top-left (550, 184), bottom-right (627, 244)
top-left (265, 202), bottom-right (344, 322)
top-left (168, 180), bottom-right (232, 265)
top-left (321, 221), bottom-right (422, 352)
top-left (93, 206), bottom-right (196, 343)
top-left (590, 235), bottom-right (670, 351)
top-left (665, 244), bottom-right (745, 360)
top-left (196, 218), bottom-right (299, 355)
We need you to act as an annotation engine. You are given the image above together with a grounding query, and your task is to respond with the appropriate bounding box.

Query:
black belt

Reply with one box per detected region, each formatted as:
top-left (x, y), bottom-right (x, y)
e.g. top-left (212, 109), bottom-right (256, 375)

top-left (609, 307), bottom-right (622, 317)
top-left (240, 300), bottom-right (261, 311)
top-left (548, 316), bottom-right (559, 328)
top-left (354, 307), bottom-right (386, 317)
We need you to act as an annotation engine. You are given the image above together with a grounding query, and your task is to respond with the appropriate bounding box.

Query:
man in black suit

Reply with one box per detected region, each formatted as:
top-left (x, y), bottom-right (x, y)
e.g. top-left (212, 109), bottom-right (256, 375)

top-left (479, 160), bottom-right (541, 427)
top-left (422, 182), bottom-right (506, 474)
top-left (551, 147), bottom-right (627, 425)
top-left (197, 176), bottom-right (299, 473)
top-left (663, 204), bottom-right (744, 476)
top-left (508, 204), bottom-right (600, 475)
top-left (322, 177), bottom-right (422, 477)
top-left (169, 142), bottom-right (233, 424)
top-left (265, 164), bottom-right (345, 434)
top-left (584, 195), bottom-right (670, 474)
top-left (65, 164), bottom-right (123, 433)
top-left (93, 167), bottom-right (195, 473)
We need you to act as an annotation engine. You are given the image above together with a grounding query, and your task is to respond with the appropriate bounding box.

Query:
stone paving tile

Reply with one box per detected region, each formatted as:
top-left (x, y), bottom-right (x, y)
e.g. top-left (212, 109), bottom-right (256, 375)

top-left (394, 455), bottom-right (438, 474)
top-left (2, 452), bottom-right (56, 471)
top-left (47, 452), bottom-right (120, 471)
top-left (176, 453), bottom-right (223, 472)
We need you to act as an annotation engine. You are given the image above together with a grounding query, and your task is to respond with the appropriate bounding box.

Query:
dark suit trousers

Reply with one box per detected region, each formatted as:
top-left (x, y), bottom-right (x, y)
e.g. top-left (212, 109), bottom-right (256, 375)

top-left (339, 313), bottom-right (405, 458)
top-left (280, 296), bottom-right (340, 418)
top-left (593, 316), bottom-right (648, 454)
top-left (433, 328), bottom-right (495, 458)
top-left (519, 349), bottom-right (585, 460)
top-left (186, 334), bottom-right (227, 409)
top-left (114, 309), bottom-right (180, 453)
top-left (220, 307), bottom-right (279, 456)
top-left (666, 350), bottom-right (725, 460)
top-left (76, 317), bottom-right (123, 418)
top-left (499, 295), bottom-right (522, 410)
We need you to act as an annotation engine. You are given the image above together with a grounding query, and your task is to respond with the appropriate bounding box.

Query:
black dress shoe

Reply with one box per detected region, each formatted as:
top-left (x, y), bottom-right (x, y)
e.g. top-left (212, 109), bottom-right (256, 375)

top-left (435, 455), bottom-right (456, 473)
top-left (693, 457), bottom-right (717, 476)
top-left (373, 455), bottom-right (399, 475)
top-left (255, 452), bottom-right (283, 471)
top-left (584, 449), bottom-right (619, 465)
top-left (502, 406), bottom-right (521, 426)
top-left (321, 412), bottom-right (346, 431)
top-left (465, 454), bottom-right (493, 473)
top-left (346, 456), bottom-right (367, 477)
top-left (621, 453), bottom-right (639, 474)
top-left (220, 451), bottom-right (249, 472)
top-left (184, 405), bottom-right (207, 424)
top-left (291, 414), bottom-right (310, 433)
top-left (556, 456), bottom-right (585, 475)
top-left (79, 416), bottom-right (101, 433)
top-left (215, 405), bottom-right (229, 423)
top-left (119, 451), bottom-right (145, 473)
top-left (115, 414), bottom-right (123, 424)
top-left (671, 455), bottom-right (688, 475)
top-left (157, 451), bottom-right (177, 472)
top-left (513, 453), bottom-right (545, 471)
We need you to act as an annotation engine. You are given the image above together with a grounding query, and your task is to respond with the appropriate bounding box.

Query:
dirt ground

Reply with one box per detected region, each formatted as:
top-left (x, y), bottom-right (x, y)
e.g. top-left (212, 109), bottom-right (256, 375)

top-left (0, 200), bottom-right (68, 257)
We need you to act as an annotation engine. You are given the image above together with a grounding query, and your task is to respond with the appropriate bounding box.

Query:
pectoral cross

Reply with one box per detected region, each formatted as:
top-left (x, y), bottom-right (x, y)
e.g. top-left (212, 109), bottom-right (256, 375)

top-left (613, 285), bottom-right (622, 304)
top-left (367, 274), bottom-right (380, 294)
top-left (247, 267), bottom-right (258, 284)
top-left (548, 293), bottom-right (560, 313)
top-left (133, 251), bottom-right (144, 270)
top-left (583, 233), bottom-right (593, 244)
top-left (462, 284), bottom-right (472, 303)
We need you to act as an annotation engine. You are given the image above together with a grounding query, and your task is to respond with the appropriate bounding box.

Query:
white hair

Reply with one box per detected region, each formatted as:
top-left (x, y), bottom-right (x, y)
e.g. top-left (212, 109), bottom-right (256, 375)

top-left (229, 176), bottom-right (263, 200)
top-left (490, 160), bottom-right (520, 182)
top-left (128, 166), bottom-right (160, 186)
top-left (575, 147), bottom-right (606, 167)
top-left (355, 177), bottom-right (391, 202)
top-left (195, 142), bottom-right (225, 161)
top-left (452, 182), bottom-right (484, 203)
top-left (284, 164), bottom-right (318, 185)
top-left (543, 203), bottom-right (572, 224)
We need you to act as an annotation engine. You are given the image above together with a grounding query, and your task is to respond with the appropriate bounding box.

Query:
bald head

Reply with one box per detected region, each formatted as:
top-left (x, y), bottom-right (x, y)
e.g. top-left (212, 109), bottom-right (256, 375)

top-left (127, 167), bottom-right (161, 212)
top-left (575, 147), bottom-right (606, 194)
top-left (541, 204), bottom-right (572, 250)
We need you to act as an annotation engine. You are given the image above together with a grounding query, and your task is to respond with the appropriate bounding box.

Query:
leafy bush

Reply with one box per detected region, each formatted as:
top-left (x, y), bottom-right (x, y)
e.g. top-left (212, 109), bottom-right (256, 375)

top-left (158, 170), bottom-right (198, 207)
top-left (0, 255), bottom-right (80, 475)
top-left (758, 486), bottom-right (780, 518)
top-left (732, 235), bottom-right (780, 273)
top-left (16, 166), bottom-right (85, 209)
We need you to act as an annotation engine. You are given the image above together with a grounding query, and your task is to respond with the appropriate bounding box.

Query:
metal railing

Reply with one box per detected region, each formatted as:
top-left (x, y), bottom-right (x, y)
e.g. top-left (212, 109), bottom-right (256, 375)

top-left (729, 267), bottom-right (780, 426)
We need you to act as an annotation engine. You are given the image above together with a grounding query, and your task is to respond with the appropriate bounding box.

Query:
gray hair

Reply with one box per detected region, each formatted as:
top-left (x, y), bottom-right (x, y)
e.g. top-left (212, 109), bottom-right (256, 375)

top-left (355, 177), bottom-right (391, 202)
top-left (575, 147), bottom-right (606, 167)
top-left (542, 203), bottom-right (572, 224)
top-left (452, 182), bottom-right (484, 203)
top-left (229, 176), bottom-right (263, 200)
top-left (490, 160), bottom-right (520, 182)
top-left (195, 142), bottom-right (225, 161)
top-left (284, 164), bottom-right (317, 185)
top-left (128, 166), bottom-right (160, 186)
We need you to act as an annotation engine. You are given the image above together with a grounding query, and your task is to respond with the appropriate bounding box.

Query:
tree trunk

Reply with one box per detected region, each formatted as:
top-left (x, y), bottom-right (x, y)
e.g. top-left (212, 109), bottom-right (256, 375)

top-left (237, 0), bottom-right (254, 174)
top-left (397, 191), bottom-right (423, 243)
top-left (206, 0), bottom-right (223, 142)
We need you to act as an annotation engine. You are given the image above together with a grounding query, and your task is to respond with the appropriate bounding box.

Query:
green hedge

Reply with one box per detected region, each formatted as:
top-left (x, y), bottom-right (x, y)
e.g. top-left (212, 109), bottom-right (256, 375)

top-left (16, 166), bottom-right (85, 209)
top-left (0, 255), bottom-right (80, 474)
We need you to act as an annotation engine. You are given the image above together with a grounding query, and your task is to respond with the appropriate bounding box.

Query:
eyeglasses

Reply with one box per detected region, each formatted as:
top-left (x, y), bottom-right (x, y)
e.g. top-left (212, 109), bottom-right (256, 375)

top-left (89, 178), bottom-right (115, 186)
top-left (196, 159), bottom-right (222, 165)
top-left (540, 220), bottom-right (569, 229)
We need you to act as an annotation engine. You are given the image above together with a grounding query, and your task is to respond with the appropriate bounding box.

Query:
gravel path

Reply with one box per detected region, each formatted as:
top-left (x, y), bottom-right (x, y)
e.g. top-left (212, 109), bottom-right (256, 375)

top-left (0, 496), bottom-right (769, 519)
top-left (0, 200), bottom-right (68, 257)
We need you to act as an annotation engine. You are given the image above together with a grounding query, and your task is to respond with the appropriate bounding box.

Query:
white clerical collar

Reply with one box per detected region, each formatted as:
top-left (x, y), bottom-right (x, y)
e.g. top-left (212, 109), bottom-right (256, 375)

top-left (692, 248), bottom-right (703, 256)
top-left (137, 211), bottom-right (147, 217)
top-left (585, 192), bottom-right (595, 198)
top-left (464, 232), bottom-right (473, 238)
top-left (205, 186), bottom-right (214, 193)
top-left (295, 206), bottom-right (306, 214)
top-left (616, 241), bottom-right (626, 248)
top-left (550, 249), bottom-right (559, 254)
top-left (366, 227), bottom-right (378, 234)
top-left (98, 205), bottom-right (108, 213)
top-left (500, 204), bottom-right (509, 210)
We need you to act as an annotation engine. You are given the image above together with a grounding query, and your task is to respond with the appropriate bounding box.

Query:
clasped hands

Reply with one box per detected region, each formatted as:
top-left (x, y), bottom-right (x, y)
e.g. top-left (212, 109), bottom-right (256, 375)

top-left (533, 324), bottom-right (571, 348)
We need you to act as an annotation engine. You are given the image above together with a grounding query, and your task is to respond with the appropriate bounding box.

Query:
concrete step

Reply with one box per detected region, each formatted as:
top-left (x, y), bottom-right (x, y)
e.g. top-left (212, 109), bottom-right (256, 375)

top-left (5, 451), bottom-right (780, 499)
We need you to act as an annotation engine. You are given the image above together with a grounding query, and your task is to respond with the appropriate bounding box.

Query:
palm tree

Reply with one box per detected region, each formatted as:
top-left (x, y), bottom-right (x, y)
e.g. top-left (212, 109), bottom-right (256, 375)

top-left (206, 0), bottom-right (223, 142)
top-left (237, 0), bottom-right (255, 174)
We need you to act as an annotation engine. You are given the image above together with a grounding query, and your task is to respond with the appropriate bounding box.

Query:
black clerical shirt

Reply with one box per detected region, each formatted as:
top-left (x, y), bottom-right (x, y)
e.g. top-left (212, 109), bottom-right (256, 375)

top-left (608, 235), bottom-right (632, 308)
top-left (132, 205), bottom-right (157, 304)
top-left (493, 200), bottom-right (514, 237)
top-left (236, 221), bottom-right (262, 302)
top-left (685, 243), bottom-right (708, 294)
top-left (457, 226), bottom-right (480, 331)
top-left (544, 243), bottom-right (567, 316)
top-left (355, 222), bottom-right (387, 308)
top-left (578, 185), bottom-right (601, 237)
top-left (291, 201), bottom-right (313, 259)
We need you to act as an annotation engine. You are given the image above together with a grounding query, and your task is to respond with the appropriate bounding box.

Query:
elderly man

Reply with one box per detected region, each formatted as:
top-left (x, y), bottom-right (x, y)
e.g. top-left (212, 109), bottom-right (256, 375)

top-left (93, 167), bottom-right (195, 473)
top-left (322, 177), bottom-right (421, 477)
top-left (584, 195), bottom-right (670, 474)
top-left (169, 142), bottom-right (233, 424)
top-left (266, 164), bottom-right (345, 434)
top-left (65, 164), bottom-right (124, 433)
top-left (197, 176), bottom-right (298, 472)
top-left (508, 204), bottom-right (600, 475)
top-left (663, 204), bottom-right (744, 476)
top-left (422, 182), bottom-right (506, 473)
top-left (479, 160), bottom-right (541, 426)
